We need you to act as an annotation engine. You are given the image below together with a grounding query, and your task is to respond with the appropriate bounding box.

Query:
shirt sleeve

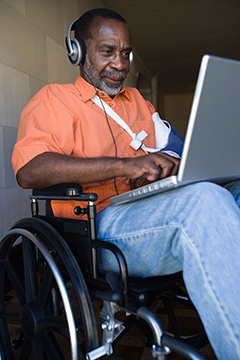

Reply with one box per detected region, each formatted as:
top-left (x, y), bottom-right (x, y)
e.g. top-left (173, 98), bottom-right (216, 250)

top-left (152, 112), bottom-right (184, 158)
top-left (12, 90), bottom-right (75, 175)
top-left (160, 122), bottom-right (184, 158)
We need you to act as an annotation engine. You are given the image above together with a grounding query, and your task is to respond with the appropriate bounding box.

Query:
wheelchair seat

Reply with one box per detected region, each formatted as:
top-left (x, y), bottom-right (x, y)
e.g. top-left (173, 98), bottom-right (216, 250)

top-left (0, 184), bottom-right (208, 360)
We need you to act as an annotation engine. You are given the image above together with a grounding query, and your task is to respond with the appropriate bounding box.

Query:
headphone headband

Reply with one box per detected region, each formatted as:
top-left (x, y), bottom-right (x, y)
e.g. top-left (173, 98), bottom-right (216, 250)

top-left (66, 20), bottom-right (76, 56)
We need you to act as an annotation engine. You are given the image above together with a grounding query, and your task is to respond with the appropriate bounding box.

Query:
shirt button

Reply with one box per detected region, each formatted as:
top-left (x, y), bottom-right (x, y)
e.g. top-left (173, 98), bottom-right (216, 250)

top-left (100, 93), bottom-right (104, 96)
top-left (133, 152), bottom-right (137, 155)
top-left (109, 103), bottom-right (113, 106)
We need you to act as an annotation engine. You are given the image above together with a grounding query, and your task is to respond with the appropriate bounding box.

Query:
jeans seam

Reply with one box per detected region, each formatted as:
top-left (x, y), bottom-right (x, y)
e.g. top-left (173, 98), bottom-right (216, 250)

top-left (98, 224), bottom-right (179, 241)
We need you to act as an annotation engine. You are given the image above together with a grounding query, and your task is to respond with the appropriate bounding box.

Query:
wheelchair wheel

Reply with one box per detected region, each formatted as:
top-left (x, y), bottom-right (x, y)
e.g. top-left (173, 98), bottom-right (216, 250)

top-left (0, 218), bottom-right (98, 360)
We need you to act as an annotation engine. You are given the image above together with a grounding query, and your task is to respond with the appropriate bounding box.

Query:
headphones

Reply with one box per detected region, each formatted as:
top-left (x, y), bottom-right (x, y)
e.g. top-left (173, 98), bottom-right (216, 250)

top-left (65, 19), bottom-right (86, 66)
top-left (65, 19), bottom-right (133, 67)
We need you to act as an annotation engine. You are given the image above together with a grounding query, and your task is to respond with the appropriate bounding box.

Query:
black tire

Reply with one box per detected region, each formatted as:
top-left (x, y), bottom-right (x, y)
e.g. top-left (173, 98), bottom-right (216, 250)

top-left (0, 218), bottom-right (98, 360)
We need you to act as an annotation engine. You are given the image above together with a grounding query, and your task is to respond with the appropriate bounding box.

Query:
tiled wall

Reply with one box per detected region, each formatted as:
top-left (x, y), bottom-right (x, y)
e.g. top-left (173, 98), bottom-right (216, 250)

top-left (0, 0), bottom-right (105, 238)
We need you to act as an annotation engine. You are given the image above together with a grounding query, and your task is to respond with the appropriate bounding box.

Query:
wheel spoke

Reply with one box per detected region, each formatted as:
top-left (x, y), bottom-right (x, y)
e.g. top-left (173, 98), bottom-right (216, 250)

top-left (34, 267), bottom-right (54, 309)
top-left (50, 326), bottom-right (70, 340)
top-left (31, 338), bottom-right (45, 360)
top-left (0, 310), bottom-right (20, 322)
top-left (0, 319), bottom-right (15, 360)
top-left (19, 338), bottom-right (32, 360)
top-left (44, 314), bottom-right (68, 329)
top-left (22, 236), bottom-right (39, 303)
top-left (1, 260), bottom-right (25, 305)
top-left (37, 331), bottom-right (65, 360)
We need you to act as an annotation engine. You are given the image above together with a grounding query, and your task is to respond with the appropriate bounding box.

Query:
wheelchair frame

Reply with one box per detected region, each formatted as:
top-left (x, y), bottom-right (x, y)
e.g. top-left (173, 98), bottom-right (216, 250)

top-left (0, 184), bottom-right (207, 360)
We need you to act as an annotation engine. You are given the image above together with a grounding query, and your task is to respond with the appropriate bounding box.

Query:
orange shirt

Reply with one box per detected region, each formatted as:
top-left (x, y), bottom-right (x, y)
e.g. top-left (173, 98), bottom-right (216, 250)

top-left (12, 76), bottom-right (156, 218)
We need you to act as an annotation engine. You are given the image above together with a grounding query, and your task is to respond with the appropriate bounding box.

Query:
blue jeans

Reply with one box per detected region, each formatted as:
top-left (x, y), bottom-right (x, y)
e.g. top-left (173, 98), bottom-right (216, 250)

top-left (96, 180), bottom-right (240, 360)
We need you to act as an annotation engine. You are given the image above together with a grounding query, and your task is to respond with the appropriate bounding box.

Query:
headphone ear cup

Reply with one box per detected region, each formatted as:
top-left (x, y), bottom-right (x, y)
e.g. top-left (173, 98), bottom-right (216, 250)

top-left (129, 51), bottom-right (133, 66)
top-left (67, 37), bottom-right (86, 66)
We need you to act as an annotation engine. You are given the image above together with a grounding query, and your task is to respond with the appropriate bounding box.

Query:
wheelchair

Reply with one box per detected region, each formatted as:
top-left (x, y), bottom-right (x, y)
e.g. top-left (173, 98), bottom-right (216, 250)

top-left (0, 184), bottom-right (209, 360)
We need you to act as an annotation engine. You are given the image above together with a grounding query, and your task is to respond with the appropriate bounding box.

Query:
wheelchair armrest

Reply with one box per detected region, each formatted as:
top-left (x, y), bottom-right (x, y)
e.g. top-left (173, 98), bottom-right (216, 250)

top-left (32, 183), bottom-right (83, 196)
top-left (30, 183), bottom-right (98, 202)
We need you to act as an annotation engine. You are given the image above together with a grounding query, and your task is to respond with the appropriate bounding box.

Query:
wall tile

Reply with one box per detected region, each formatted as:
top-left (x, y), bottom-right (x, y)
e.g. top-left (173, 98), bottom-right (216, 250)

top-left (2, 0), bottom-right (25, 16)
top-left (63, 1), bottom-right (78, 42)
top-left (0, 186), bottom-right (31, 239)
top-left (25, 0), bottom-right (64, 46)
top-left (63, 0), bottom-right (78, 14)
top-left (0, 1), bottom-right (48, 82)
top-left (77, 0), bottom-right (104, 15)
top-left (0, 127), bottom-right (5, 188)
top-left (29, 76), bottom-right (47, 99)
top-left (47, 36), bottom-right (79, 84)
top-left (0, 63), bottom-right (29, 128)
top-left (2, 127), bottom-right (18, 188)
top-left (165, 92), bottom-right (193, 136)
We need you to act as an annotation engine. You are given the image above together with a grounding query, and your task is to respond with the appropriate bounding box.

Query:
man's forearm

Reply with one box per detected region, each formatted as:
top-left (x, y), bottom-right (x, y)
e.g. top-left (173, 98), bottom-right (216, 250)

top-left (17, 152), bottom-right (125, 189)
top-left (17, 151), bottom-right (179, 189)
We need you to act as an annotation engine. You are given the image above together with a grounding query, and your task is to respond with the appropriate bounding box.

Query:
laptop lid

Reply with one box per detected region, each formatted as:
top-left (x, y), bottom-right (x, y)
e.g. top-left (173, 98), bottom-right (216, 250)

top-left (111, 55), bottom-right (240, 205)
top-left (178, 54), bottom-right (240, 183)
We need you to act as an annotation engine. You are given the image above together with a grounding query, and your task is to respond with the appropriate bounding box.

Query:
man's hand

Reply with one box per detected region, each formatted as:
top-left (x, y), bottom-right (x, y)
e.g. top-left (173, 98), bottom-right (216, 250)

top-left (124, 152), bottom-right (180, 189)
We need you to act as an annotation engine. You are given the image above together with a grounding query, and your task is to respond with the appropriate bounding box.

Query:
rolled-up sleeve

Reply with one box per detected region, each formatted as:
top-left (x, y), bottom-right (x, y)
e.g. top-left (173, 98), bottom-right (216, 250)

top-left (12, 92), bottom-right (75, 175)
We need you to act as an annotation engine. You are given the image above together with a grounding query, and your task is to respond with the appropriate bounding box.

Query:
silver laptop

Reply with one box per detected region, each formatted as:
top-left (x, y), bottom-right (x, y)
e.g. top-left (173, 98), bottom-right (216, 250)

top-left (111, 54), bottom-right (240, 206)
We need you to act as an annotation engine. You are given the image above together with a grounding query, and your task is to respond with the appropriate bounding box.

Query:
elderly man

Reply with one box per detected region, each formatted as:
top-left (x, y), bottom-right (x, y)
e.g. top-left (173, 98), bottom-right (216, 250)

top-left (12, 8), bottom-right (240, 360)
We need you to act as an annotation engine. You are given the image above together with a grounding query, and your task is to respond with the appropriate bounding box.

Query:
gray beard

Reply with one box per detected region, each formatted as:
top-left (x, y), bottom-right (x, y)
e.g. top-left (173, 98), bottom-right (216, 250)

top-left (82, 54), bottom-right (127, 96)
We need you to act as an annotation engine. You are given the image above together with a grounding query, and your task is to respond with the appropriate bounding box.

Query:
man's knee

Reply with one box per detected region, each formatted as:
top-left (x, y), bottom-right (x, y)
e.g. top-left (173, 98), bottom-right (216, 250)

top-left (186, 181), bottom-right (234, 203)
top-left (174, 181), bottom-right (237, 224)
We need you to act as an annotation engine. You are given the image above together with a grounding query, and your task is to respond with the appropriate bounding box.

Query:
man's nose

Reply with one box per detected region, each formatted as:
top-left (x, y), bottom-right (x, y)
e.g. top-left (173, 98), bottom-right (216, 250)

top-left (110, 53), bottom-right (125, 70)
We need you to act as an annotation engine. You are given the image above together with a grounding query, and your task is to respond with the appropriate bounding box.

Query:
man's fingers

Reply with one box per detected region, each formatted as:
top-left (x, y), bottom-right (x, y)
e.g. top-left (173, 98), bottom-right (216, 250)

top-left (157, 152), bottom-right (180, 175)
top-left (124, 152), bottom-right (180, 186)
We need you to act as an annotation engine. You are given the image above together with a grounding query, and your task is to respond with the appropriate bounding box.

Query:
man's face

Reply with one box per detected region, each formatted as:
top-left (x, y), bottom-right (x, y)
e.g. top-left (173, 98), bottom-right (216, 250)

top-left (82, 18), bottom-right (132, 96)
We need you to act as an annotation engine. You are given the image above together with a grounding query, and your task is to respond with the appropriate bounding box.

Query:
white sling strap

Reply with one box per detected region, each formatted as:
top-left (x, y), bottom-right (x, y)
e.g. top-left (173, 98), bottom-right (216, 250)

top-left (91, 94), bottom-right (161, 154)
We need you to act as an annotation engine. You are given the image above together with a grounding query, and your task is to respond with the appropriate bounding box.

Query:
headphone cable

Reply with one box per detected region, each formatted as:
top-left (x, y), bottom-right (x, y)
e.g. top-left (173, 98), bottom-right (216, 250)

top-left (80, 64), bottom-right (119, 195)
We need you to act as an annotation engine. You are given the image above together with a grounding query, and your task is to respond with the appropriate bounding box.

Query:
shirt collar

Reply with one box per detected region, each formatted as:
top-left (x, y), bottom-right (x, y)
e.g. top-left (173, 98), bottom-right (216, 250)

top-left (74, 76), bottom-right (131, 102)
